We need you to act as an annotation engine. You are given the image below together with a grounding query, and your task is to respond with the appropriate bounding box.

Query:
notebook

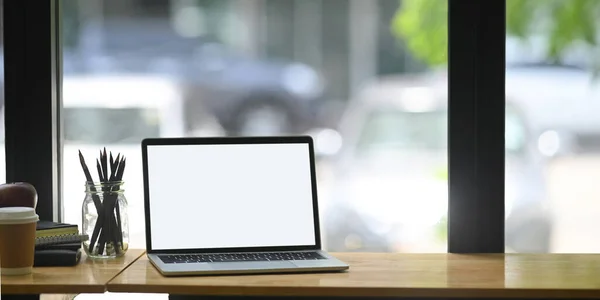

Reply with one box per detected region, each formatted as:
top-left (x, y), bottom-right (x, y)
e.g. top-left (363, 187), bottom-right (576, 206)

top-left (36, 220), bottom-right (78, 238)
top-left (35, 234), bottom-right (89, 247)
top-left (34, 249), bottom-right (82, 267)
top-left (36, 242), bottom-right (82, 252)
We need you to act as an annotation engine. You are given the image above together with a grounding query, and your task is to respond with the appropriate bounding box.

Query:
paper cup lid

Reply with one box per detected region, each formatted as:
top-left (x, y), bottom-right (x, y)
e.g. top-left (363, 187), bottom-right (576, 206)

top-left (0, 207), bottom-right (39, 224)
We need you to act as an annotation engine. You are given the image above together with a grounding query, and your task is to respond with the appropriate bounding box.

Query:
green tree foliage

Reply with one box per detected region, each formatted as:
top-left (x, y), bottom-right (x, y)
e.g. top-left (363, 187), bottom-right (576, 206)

top-left (391, 0), bottom-right (600, 67)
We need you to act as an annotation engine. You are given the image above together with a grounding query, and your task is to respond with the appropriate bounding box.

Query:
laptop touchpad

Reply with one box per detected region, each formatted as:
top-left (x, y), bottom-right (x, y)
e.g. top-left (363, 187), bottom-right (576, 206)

top-left (209, 261), bottom-right (295, 270)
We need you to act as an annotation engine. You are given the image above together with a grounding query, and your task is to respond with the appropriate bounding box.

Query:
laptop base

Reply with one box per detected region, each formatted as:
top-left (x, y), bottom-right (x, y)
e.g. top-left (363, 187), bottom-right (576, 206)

top-left (148, 250), bottom-right (349, 276)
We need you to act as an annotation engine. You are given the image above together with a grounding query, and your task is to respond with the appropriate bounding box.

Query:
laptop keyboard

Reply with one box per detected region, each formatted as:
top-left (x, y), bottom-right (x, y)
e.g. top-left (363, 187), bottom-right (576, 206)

top-left (158, 251), bottom-right (325, 264)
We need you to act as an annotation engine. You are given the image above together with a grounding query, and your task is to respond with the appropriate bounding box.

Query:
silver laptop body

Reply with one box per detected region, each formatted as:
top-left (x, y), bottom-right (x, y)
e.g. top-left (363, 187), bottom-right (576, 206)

top-left (141, 136), bottom-right (349, 276)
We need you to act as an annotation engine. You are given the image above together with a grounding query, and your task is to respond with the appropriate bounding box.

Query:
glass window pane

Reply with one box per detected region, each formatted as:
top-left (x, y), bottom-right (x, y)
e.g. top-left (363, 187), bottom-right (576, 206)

top-left (504, 0), bottom-right (600, 253)
top-left (61, 0), bottom-right (447, 254)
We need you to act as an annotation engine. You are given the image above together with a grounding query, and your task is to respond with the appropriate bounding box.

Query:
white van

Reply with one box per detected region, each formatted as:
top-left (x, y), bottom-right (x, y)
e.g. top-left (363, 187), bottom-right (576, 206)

top-left (62, 74), bottom-right (187, 141)
top-left (61, 74), bottom-right (224, 247)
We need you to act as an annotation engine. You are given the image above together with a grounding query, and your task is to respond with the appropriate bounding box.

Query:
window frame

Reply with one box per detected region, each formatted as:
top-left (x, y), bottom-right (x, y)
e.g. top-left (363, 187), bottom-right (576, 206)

top-left (448, 0), bottom-right (506, 253)
top-left (3, 0), bottom-right (507, 252)
top-left (3, 0), bottom-right (62, 222)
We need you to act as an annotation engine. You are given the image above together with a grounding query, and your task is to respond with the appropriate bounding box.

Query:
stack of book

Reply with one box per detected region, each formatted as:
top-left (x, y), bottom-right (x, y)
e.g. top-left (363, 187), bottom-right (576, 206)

top-left (34, 220), bottom-right (89, 267)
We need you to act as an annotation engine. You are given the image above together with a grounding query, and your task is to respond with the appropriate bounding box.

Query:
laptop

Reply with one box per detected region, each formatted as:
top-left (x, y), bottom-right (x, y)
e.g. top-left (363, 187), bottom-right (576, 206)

top-left (141, 136), bottom-right (349, 276)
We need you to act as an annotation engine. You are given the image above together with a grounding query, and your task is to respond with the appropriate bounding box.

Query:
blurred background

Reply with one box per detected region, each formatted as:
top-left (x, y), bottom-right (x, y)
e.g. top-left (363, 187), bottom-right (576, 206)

top-left (3, 0), bottom-right (600, 257)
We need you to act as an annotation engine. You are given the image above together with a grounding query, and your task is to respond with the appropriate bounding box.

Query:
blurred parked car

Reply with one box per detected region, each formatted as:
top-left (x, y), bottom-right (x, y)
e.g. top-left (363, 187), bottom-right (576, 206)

top-left (179, 42), bottom-right (325, 136)
top-left (63, 21), bottom-right (325, 136)
top-left (392, 65), bottom-right (600, 157)
top-left (318, 73), bottom-right (552, 253)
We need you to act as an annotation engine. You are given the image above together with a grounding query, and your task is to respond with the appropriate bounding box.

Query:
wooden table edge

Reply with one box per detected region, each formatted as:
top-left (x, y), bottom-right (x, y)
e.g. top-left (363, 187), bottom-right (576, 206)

top-left (2, 284), bottom-right (107, 295)
top-left (105, 285), bottom-right (600, 299)
top-left (105, 253), bottom-right (600, 298)
top-left (1, 249), bottom-right (146, 295)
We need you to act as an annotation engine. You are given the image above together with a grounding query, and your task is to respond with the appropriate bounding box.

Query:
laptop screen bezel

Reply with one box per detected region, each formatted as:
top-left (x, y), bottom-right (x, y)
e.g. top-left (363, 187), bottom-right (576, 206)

top-left (141, 136), bottom-right (322, 254)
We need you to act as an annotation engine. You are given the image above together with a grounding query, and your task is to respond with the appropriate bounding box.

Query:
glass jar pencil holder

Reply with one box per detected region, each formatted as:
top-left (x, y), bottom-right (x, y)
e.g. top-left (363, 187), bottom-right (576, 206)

top-left (82, 181), bottom-right (129, 259)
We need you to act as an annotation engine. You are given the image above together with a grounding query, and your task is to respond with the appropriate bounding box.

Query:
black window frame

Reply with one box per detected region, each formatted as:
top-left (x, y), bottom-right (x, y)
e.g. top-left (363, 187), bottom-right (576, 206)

top-left (3, 0), bottom-right (507, 253)
top-left (448, 0), bottom-right (506, 253)
top-left (4, 0), bottom-right (62, 222)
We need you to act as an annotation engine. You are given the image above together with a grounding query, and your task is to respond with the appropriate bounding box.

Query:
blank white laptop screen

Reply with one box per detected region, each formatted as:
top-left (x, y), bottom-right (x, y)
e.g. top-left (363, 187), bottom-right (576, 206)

top-left (146, 143), bottom-right (316, 250)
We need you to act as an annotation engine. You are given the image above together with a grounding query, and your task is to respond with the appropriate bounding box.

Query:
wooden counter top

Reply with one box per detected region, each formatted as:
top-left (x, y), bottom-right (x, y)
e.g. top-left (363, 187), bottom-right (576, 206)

top-left (2, 249), bottom-right (145, 294)
top-left (108, 253), bottom-right (600, 298)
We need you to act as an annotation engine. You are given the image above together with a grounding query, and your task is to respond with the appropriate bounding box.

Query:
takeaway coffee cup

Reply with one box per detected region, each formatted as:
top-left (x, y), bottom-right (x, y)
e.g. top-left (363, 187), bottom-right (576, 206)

top-left (0, 207), bottom-right (39, 275)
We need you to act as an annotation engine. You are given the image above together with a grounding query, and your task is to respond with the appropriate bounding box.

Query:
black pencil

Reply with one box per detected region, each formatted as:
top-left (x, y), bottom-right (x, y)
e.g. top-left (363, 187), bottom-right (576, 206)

top-left (79, 150), bottom-right (105, 253)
